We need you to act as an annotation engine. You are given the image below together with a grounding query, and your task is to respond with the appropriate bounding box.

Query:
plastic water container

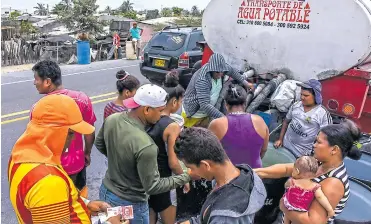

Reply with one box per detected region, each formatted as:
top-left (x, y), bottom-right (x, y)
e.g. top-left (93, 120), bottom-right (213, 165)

top-left (257, 111), bottom-right (272, 127)
top-left (77, 40), bottom-right (91, 64)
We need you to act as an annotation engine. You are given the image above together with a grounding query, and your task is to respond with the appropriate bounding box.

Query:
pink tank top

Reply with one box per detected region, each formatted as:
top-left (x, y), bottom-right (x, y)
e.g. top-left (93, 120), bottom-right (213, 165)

top-left (284, 178), bottom-right (321, 211)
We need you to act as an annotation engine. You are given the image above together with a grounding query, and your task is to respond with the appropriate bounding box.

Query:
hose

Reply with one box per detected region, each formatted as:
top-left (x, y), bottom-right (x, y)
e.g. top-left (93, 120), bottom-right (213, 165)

top-left (246, 74), bottom-right (287, 113)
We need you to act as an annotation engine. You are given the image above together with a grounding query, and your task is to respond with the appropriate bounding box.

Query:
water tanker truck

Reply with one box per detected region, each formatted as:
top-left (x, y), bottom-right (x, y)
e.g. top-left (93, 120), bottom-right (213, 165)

top-left (180, 0), bottom-right (371, 223)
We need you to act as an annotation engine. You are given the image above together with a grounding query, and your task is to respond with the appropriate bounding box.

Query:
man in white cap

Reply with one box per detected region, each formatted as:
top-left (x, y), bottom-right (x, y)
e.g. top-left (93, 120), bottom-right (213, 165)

top-left (95, 84), bottom-right (191, 224)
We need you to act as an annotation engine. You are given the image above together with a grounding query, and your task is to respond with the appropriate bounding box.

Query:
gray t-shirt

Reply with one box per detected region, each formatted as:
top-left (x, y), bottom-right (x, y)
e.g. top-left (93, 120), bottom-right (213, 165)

top-left (283, 102), bottom-right (332, 158)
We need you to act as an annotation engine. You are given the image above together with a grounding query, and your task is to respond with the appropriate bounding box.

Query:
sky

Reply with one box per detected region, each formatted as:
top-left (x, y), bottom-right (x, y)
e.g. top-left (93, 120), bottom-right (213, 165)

top-left (1, 0), bottom-right (210, 13)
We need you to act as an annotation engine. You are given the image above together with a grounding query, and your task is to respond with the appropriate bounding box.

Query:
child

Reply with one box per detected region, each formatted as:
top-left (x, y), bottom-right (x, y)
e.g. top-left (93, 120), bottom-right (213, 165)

top-left (103, 70), bottom-right (139, 166)
top-left (103, 70), bottom-right (140, 120)
top-left (283, 156), bottom-right (335, 224)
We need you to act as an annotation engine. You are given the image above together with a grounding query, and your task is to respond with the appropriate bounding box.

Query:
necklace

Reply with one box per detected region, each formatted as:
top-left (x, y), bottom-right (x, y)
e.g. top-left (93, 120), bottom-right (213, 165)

top-left (228, 111), bottom-right (246, 115)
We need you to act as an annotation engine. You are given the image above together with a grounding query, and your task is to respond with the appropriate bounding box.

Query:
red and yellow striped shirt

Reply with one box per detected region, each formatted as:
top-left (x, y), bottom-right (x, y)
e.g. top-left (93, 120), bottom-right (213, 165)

top-left (8, 158), bottom-right (91, 224)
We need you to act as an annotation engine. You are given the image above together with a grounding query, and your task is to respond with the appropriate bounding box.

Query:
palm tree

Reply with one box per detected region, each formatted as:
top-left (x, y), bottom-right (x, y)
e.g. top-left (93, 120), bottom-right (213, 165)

top-left (191, 5), bottom-right (200, 16)
top-left (104, 6), bottom-right (112, 14)
top-left (34, 3), bottom-right (48, 16)
top-left (119, 0), bottom-right (134, 13)
top-left (61, 0), bottom-right (72, 9)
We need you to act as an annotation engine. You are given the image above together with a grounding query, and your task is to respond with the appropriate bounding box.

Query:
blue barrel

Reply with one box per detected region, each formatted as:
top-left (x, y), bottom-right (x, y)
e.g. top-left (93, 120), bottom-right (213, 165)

top-left (77, 40), bottom-right (90, 64)
top-left (335, 177), bottom-right (371, 223)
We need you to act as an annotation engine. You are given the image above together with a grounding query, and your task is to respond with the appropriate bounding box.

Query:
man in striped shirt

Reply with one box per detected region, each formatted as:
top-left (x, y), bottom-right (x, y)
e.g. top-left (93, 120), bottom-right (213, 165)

top-left (182, 53), bottom-right (254, 128)
top-left (8, 94), bottom-right (121, 224)
top-left (32, 60), bottom-right (96, 196)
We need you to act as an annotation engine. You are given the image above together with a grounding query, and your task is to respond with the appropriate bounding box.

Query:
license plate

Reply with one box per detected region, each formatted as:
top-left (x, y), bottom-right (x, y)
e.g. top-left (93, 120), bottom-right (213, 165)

top-left (154, 59), bottom-right (165, 67)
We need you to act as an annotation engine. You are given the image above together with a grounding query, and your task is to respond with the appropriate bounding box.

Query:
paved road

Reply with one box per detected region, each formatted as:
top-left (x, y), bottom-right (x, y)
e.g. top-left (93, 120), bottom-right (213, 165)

top-left (1, 59), bottom-right (147, 223)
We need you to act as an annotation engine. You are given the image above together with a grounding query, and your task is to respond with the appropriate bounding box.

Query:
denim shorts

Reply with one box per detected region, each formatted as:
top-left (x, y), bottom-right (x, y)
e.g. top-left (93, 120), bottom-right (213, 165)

top-left (99, 184), bottom-right (149, 224)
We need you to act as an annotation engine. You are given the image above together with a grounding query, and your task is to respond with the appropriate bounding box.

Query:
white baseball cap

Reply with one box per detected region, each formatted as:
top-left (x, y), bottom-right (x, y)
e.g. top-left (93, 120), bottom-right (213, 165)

top-left (123, 84), bottom-right (168, 109)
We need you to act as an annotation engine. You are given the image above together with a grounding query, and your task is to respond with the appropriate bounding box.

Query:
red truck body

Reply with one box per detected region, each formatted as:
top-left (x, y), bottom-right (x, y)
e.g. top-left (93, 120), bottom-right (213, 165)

top-left (200, 42), bottom-right (371, 133)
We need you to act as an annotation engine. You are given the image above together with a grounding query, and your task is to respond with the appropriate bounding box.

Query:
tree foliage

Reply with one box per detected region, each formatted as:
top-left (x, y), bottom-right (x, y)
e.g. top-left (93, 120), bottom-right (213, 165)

top-left (191, 6), bottom-right (201, 17)
top-left (52, 0), bottom-right (71, 15)
top-left (118, 0), bottom-right (134, 13)
top-left (34, 3), bottom-right (49, 16)
top-left (182, 10), bottom-right (190, 17)
top-left (121, 11), bottom-right (137, 19)
top-left (20, 21), bottom-right (37, 34)
top-left (146, 9), bottom-right (159, 20)
top-left (9, 11), bottom-right (21, 20)
top-left (103, 6), bottom-right (112, 14)
top-left (172, 7), bottom-right (183, 17)
top-left (57, 0), bottom-right (105, 35)
top-left (161, 8), bottom-right (172, 17)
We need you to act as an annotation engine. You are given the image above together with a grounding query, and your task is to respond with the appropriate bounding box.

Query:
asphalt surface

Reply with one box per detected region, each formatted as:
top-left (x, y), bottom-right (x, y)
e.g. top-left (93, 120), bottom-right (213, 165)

top-left (1, 59), bottom-right (147, 224)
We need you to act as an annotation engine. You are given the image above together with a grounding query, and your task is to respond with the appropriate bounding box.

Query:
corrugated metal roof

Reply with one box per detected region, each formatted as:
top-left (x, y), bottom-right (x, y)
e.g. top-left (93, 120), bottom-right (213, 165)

top-left (34, 19), bottom-right (56, 28)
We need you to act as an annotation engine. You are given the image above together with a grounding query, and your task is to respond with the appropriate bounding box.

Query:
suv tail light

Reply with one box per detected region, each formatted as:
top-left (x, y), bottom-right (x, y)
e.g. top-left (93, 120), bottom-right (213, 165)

top-left (178, 52), bottom-right (189, 68)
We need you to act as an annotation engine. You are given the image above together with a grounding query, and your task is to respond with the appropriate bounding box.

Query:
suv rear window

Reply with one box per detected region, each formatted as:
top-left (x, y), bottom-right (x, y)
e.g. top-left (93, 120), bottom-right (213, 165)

top-left (147, 32), bottom-right (186, 51)
top-left (187, 32), bottom-right (205, 51)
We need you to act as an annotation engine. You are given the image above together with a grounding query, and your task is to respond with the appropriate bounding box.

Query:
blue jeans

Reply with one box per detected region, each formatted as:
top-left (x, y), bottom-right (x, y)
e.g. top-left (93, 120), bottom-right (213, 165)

top-left (99, 184), bottom-right (149, 224)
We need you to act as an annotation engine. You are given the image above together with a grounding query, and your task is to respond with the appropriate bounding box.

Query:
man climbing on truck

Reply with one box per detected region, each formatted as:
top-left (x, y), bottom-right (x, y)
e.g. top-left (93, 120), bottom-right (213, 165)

top-left (182, 53), bottom-right (254, 128)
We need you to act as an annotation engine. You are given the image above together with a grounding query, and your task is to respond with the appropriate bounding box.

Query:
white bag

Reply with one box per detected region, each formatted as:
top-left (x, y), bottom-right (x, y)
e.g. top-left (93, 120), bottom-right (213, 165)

top-left (270, 80), bottom-right (302, 112)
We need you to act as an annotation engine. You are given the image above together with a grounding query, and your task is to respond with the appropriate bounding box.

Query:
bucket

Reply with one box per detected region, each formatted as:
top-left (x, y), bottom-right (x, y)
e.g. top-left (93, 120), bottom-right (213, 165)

top-left (344, 151), bottom-right (371, 188)
top-left (255, 143), bottom-right (296, 224)
top-left (335, 177), bottom-right (371, 223)
top-left (76, 40), bottom-right (90, 65)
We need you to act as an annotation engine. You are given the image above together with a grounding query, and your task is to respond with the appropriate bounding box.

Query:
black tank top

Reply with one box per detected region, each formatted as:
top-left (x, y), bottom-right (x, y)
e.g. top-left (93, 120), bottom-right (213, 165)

top-left (147, 115), bottom-right (175, 178)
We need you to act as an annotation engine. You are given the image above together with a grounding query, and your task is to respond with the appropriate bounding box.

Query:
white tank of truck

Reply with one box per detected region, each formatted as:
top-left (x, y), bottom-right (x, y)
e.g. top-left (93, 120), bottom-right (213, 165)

top-left (202, 0), bottom-right (371, 82)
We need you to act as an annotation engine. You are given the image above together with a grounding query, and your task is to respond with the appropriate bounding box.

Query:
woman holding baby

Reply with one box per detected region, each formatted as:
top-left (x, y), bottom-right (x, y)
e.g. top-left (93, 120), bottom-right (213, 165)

top-left (255, 120), bottom-right (362, 224)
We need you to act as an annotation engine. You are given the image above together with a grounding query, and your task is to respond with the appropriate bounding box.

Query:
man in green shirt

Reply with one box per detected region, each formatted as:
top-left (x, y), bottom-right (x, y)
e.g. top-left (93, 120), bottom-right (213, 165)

top-left (95, 84), bottom-right (191, 224)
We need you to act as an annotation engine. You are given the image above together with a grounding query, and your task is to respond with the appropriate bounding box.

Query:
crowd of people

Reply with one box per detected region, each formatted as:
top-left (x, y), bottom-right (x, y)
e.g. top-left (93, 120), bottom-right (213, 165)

top-left (7, 53), bottom-right (363, 224)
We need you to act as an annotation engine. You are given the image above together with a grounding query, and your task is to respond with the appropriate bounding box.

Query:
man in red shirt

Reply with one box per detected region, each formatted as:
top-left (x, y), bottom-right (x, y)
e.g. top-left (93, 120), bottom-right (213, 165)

top-left (31, 60), bottom-right (96, 196)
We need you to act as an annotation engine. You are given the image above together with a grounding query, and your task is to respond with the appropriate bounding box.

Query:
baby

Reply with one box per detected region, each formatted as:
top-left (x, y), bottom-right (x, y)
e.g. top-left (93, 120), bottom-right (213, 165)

top-left (283, 156), bottom-right (335, 224)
